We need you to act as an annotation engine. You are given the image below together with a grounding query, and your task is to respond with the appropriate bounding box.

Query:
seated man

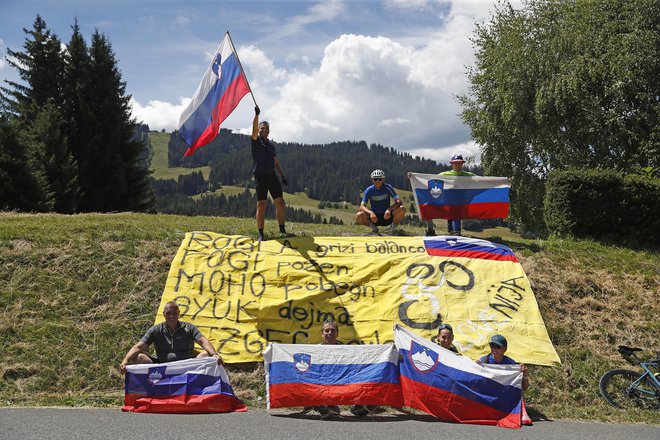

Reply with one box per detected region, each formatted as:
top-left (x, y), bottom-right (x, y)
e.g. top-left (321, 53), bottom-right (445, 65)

top-left (437, 323), bottom-right (459, 354)
top-left (119, 301), bottom-right (222, 374)
top-left (356, 169), bottom-right (405, 235)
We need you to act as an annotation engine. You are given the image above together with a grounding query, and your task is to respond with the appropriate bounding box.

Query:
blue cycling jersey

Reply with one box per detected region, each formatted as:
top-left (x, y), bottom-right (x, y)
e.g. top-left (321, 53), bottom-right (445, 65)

top-left (361, 183), bottom-right (400, 214)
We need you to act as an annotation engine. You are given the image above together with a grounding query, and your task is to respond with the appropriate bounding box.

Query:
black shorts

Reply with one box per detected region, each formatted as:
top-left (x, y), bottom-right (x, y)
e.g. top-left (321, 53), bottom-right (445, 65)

top-left (255, 172), bottom-right (283, 201)
top-left (372, 212), bottom-right (394, 227)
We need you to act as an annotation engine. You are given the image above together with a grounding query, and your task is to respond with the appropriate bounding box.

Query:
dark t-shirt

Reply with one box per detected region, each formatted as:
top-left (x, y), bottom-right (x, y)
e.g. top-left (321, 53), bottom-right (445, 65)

top-left (140, 321), bottom-right (204, 362)
top-left (251, 137), bottom-right (276, 175)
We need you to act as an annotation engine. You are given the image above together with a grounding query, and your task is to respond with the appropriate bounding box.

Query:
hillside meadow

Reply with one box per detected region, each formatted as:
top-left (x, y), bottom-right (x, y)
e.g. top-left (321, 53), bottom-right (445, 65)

top-left (0, 212), bottom-right (658, 424)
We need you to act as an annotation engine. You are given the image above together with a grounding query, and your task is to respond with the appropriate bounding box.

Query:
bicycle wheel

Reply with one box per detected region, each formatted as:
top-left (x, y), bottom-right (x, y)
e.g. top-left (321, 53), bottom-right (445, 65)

top-left (599, 369), bottom-right (660, 410)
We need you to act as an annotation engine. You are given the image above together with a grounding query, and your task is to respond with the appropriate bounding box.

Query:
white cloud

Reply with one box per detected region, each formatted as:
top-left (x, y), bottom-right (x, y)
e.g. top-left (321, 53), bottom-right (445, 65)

top-left (384, 0), bottom-right (433, 11)
top-left (174, 15), bottom-right (191, 26)
top-left (130, 97), bottom-right (191, 131)
top-left (278, 0), bottom-right (346, 38)
top-left (408, 140), bottom-right (480, 163)
top-left (132, 0), bottom-right (495, 163)
top-left (0, 38), bottom-right (6, 70)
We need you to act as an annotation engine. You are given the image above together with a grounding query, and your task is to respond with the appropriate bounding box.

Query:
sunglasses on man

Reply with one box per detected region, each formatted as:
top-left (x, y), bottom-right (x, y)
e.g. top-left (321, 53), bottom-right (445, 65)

top-left (372, 178), bottom-right (383, 181)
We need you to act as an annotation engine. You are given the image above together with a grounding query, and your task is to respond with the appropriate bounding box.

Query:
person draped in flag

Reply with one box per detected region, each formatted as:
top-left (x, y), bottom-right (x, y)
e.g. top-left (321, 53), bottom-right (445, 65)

top-left (356, 169), bottom-right (406, 235)
top-left (251, 106), bottom-right (292, 241)
top-left (437, 323), bottom-right (460, 354)
top-left (476, 334), bottom-right (529, 390)
top-left (477, 334), bottom-right (533, 425)
top-left (119, 301), bottom-right (222, 374)
top-left (431, 154), bottom-right (476, 236)
top-left (304, 319), bottom-right (375, 419)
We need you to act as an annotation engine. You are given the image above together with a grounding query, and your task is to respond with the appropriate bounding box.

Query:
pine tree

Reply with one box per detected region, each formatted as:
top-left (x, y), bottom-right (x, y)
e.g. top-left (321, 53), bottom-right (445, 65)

top-left (80, 30), bottom-right (153, 212)
top-left (1, 16), bottom-right (65, 120)
top-left (62, 20), bottom-right (93, 178)
top-left (0, 114), bottom-right (48, 211)
top-left (28, 101), bottom-right (80, 213)
top-left (0, 15), bottom-right (80, 212)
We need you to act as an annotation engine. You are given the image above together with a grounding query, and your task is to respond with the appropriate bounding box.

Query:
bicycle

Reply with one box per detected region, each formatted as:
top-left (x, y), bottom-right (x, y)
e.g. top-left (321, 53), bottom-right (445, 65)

top-left (599, 345), bottom-right (660, 410)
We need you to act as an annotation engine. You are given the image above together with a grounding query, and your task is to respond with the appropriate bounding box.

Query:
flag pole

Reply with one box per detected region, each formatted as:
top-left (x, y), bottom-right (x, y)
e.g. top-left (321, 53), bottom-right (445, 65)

top-left (226, 31), bottom-right (258, 107)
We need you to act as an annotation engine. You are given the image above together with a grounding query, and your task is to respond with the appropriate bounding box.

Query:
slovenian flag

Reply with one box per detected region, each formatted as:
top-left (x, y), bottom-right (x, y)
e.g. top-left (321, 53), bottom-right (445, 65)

top-left (122, 357), bottom-right (246, 413)
top-left (264, 343), bottom-right (403, 409)
top-left (409, 172), bottom-right (510, 221)
top-left (394, 325), bottom-right (523, 428)
top-left (423, 236), bottom-right (519, 262)
top-left (178, 32), bottom-right (251, 157)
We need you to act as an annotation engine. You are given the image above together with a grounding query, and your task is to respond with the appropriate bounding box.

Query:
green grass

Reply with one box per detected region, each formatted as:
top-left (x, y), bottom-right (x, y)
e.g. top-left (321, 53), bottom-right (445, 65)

top-left (149, 131), bottom-right (210, 180)
top-left (1, 212), bottom-right (658, 424)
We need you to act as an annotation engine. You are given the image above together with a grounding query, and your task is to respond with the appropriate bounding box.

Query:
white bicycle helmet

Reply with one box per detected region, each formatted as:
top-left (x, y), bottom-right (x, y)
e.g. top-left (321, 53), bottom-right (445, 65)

top-left (370, 169), bottom-right (386, 179)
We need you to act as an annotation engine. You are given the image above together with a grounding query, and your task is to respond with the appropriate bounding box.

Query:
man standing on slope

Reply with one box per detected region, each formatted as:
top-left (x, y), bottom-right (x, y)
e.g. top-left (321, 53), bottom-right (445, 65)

top-left (251, 106), bottom-right (292, 241)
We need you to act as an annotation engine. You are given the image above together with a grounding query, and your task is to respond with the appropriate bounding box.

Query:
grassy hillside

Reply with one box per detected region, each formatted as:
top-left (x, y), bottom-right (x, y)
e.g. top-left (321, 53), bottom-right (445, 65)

top-left (0, 212), bottom-right (658, 424)
top-left (149, 131), bottom-right (210, 180)
top-left (148, 130), bottom-right (415, 225)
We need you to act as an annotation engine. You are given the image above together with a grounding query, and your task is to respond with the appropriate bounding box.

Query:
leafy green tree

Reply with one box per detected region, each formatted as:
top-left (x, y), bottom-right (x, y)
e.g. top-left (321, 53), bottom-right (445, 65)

top-left (459, 0), bottom-right (660, 233)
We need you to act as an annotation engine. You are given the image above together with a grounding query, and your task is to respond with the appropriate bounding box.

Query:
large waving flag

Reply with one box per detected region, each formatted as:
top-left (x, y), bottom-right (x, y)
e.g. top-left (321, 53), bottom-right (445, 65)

top-left (178, 32), bottom-right (251, 157)
top-left (264, 343), bottom-right (403, 409)
top-left (409, 172), bottom-right (510, 221)
top-left (394, 325), bottom-right (523, 429)
top-left (122, 357), bottom-right (246, 413)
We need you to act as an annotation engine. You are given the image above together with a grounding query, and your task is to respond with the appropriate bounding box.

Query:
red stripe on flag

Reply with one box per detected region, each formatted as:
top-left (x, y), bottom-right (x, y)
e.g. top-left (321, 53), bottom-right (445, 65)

top-left (400, 376), bottom-right (521, 429)
top-left (425, 248), bottom-right (518, 263)
top-left (419, 202), bottom-right (509, 220)
top-left (184, 75), bottom-right (250, 156)
top-left (269, 382), bottom-right (403, 408)
top-left (122, 393), bottom-right (247, 414)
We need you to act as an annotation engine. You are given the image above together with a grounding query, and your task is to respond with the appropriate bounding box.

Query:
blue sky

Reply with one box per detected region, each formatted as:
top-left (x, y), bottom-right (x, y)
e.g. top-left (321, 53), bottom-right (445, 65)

top-left (0, 0), bottom-right (520, 162)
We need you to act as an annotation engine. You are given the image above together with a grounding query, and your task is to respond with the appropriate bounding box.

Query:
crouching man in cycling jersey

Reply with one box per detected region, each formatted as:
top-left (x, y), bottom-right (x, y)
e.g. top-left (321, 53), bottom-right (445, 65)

top-left (356, 169), bottom-right (405, 235)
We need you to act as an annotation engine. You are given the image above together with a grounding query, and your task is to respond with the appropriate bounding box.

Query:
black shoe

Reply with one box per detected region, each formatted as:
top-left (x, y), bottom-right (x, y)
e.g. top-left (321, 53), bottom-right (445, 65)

top-left (425, 229), bottom-right (436, 236)
top-left (280, 232), bottom-right (296, 238)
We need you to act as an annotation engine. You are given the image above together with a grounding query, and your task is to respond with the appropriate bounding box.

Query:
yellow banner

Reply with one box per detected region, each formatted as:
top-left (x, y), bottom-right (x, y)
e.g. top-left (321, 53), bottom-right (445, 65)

top-left (157, 233), bottom-right (560, 366)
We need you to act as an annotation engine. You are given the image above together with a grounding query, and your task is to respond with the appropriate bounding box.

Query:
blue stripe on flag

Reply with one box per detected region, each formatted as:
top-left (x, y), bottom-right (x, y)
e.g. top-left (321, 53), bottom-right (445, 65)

top-left (414, 187), bottom-right (509, 206)
top-left (179, 53), bottom-right (242, 146)
top-left (268, 361), bottom-right (400, 386)
top-left (125, 372), bottom-right (234, 397)
top-left (423, 240), bottom-right (515, 258)
top-left (398, 349), bottom-right (521, 414)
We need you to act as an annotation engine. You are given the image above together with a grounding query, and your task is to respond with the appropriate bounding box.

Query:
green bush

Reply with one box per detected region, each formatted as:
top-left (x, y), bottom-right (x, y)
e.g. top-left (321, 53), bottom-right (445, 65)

top-left (544, 169), bottom-right (659, 246)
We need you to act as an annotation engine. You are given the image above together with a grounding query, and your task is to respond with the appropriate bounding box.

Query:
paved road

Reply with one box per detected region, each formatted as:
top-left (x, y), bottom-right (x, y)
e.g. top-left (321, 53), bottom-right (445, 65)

top-left (2, 408), bottom-right (658, 440)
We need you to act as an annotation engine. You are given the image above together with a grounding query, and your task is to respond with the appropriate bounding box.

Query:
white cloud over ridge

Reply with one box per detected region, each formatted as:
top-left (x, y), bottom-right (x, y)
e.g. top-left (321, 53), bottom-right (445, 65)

top-left (130, 1), bottom-right (504, 163)
top-left (130, 97), bottom-right (190, 131)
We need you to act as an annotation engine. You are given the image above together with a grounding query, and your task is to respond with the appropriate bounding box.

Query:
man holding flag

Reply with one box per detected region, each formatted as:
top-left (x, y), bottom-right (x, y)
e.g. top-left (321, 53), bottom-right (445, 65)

top-left (251, 106), bottom-right (292, 241)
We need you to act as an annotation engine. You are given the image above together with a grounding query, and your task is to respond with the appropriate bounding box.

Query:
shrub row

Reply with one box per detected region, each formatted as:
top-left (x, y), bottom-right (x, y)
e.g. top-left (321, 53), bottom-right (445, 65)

top-left (544, 169), bottom-right (659, 246)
